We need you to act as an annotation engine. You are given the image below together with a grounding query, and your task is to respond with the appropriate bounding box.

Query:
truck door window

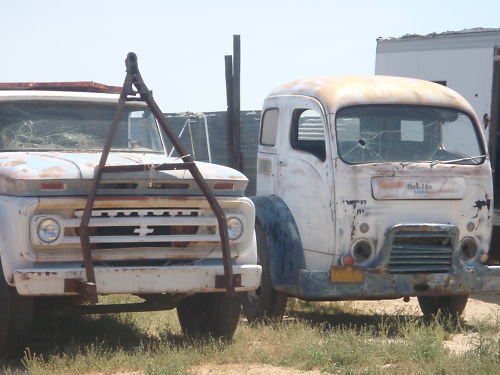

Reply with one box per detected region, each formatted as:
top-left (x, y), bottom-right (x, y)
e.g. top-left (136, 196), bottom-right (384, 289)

top-left (291, 109), bottom-right (326, 161)
top-left (260, 108), bottom-right (279, 146)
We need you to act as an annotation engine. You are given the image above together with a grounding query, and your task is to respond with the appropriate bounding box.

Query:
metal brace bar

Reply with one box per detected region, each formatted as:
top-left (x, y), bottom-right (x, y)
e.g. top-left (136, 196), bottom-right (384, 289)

top-left (78, 52), bottom-right (236, 304)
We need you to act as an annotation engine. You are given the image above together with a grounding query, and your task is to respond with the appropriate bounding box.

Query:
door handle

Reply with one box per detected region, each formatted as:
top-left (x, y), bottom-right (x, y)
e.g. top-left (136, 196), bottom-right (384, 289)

top-left (279, 160), bottom-right (288, 167)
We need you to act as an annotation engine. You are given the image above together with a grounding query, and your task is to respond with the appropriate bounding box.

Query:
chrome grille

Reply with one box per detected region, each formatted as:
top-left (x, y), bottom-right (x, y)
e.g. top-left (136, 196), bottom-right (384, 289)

top-left (71, 208), bottom-right (217, 246)
top-left (389, 231), bottom-right (454, 274)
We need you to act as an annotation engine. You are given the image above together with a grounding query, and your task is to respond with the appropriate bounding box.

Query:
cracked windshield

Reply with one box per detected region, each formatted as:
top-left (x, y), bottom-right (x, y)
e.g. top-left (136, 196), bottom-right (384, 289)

top-left (0, 102), bottom-right (164, 152)
top-left (336, 105), bottom-right (484, 165)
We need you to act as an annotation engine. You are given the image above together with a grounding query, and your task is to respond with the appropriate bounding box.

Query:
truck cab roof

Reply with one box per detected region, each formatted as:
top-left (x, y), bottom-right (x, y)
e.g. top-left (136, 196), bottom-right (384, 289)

top-left (268, 75), bottom-right (475, 116)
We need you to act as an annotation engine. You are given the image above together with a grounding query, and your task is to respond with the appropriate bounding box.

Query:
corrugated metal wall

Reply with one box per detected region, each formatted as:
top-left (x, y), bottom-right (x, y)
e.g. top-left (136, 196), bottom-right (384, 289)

top-left (164, 111), bottom-right (261, 195)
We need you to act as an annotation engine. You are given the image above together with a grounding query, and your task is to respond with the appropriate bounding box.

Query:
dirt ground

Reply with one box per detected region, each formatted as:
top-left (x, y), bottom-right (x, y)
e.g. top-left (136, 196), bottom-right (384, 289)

top-left (188, 295), bottom-right (500, 375)
top-left (349, 294), bottom-right (500, 321)
top-left (40, 295), bottom-right (500, 375)
top-left (189, 364), bottom-right (322, 375)
top-left (3, 296), bottom-right (498, 375)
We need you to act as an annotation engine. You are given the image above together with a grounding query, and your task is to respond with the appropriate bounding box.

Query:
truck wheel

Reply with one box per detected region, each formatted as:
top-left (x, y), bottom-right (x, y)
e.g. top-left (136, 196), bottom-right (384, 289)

top-left (417, 295), bottom-right (468, 318)
top-left (242, 222), bottom-right (287, 322)
top-left (0, 264), bottom-right (33, 355)
top-left (177, 292), bottom-right (241, 340)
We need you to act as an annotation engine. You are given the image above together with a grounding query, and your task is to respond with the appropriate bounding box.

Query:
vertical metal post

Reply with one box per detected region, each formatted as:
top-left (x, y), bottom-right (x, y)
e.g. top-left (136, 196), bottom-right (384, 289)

top-left (232, 35), bottom-right (243, 172)
top-left (225, 55), bottom-right (235, 168)
top-left (225, 35), bottom-right (243, 172)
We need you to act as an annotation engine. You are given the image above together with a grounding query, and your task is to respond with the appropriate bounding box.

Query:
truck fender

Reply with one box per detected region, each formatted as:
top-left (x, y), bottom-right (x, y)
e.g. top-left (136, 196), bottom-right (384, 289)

top-left (251, 195), bottom-right (304, 290)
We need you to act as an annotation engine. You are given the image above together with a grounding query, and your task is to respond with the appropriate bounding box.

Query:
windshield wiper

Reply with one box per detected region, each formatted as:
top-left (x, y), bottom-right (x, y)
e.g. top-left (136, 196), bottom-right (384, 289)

top-left (400, 155), bottom-right (486, 167)
top-left (431, 155), bottom-right (486, 166)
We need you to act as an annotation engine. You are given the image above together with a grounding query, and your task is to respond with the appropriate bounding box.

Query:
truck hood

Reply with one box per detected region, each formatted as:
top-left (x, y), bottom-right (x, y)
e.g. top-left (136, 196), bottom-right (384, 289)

top-left (0, 152), bottom-right (248, 196)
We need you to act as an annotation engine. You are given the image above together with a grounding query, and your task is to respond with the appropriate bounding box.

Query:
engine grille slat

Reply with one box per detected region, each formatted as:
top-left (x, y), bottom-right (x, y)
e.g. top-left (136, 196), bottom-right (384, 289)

top-left (391, 253), bottom-right (451, 259)
top-left (390, 259), bottom-right (451, 265)
top-left (63, 234), bottom-right (220, 244)
top-left (63, 216), bottom-right (218, 227)
top-left (392, 244), bottom-right (451, 253)
top-left (389, 265), bottom-right (452, 274)
top-left (393, 232), bottom-right (451, 239)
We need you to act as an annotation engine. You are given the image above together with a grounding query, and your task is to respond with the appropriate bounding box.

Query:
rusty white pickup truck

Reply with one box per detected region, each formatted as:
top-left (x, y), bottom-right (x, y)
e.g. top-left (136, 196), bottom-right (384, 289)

top-left (243, 75), bottom-right (500, 321)
top-left (0, 56), bottom-right (261, 353)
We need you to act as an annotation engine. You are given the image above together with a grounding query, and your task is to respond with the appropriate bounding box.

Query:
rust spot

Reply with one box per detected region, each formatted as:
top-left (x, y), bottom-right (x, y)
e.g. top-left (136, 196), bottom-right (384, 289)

top-left (376, 179), bottom-right (404, 190)
top-left (39, 166), bottom-right (67, 178)
top-left (2, 160), bottom-right (26, 167)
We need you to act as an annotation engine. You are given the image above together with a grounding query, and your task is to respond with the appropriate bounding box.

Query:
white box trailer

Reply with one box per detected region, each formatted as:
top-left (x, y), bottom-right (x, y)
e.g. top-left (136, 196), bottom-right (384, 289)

top-left (375, 27), bottom-right (500, 266)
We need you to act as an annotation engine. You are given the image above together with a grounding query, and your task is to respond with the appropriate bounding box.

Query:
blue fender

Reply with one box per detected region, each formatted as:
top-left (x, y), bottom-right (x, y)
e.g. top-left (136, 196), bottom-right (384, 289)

top-left (250, 195), bottom-right (304, 292)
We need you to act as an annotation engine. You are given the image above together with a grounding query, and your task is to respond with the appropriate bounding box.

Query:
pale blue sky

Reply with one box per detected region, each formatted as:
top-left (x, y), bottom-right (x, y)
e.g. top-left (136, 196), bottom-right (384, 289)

top-left (1, 0), bottom-right (499, 112)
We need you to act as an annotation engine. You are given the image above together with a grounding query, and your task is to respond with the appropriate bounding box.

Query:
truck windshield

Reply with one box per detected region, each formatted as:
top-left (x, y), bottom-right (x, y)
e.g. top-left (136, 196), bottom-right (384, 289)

top-left (0, 102), bottom-right (164, 153)
top-left (335, 105), bottom-right (485, 165)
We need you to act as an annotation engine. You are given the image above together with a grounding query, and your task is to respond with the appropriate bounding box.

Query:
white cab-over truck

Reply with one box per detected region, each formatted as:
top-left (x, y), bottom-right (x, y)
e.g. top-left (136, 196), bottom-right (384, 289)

top-left (243, 75), bottom-right (500, 321)
top-left (0, 54), bottom-right (261, 354)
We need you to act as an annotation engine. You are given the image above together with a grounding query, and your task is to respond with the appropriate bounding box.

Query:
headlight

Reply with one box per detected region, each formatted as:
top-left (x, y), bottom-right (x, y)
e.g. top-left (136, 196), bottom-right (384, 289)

top-left (38, 218), bottom-right (61, 243)
top-left (352, 239), bottom-right (373, 263)
top-left (459, 237), bottom-right (478, 262)
top-left (227, 217), bottom-right (243, 240)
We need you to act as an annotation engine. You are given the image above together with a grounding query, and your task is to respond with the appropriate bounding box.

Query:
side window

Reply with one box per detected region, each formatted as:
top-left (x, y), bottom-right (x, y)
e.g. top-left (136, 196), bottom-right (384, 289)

top-left (291, 109), bottom-right (326, 161)
top-left (260, 108), bottom-right (279, 146)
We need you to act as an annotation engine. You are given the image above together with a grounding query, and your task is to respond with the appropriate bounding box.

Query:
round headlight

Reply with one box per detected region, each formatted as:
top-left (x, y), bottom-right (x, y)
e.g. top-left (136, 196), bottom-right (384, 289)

top-left (352, 239), bottom-right (373, 263)
top-left (227, 217), bottom-right (243, 240)
top-left (38, 218), bottom-right (61, 243)
top-left (459, 237), bottom-right (478, 262)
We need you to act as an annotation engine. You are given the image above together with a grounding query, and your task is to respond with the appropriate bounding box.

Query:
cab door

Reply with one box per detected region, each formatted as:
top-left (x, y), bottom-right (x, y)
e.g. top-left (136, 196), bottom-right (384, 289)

top-left (275, 96), bottom-right (335, 269)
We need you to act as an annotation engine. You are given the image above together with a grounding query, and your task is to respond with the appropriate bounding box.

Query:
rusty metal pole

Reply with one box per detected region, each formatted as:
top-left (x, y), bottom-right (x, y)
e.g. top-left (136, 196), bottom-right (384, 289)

top-left (225, 55), bottom-right (235, 169)
top-left (125, 53), bottom-right (236, 296)
top-left (78, 53), bottom-right (236, 303)
top-left (232, 35), bottom-right (243, 172)
top-left (78, 66), bottom-right (134, 304)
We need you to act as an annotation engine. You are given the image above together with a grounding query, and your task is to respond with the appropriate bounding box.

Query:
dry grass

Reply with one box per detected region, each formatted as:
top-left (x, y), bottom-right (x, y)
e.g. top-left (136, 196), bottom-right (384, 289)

top-left (0, 297), bottom-right (498, 375)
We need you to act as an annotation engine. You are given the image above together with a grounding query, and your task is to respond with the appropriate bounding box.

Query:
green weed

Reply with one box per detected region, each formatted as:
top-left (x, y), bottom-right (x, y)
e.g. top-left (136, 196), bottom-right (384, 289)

top-left (0, 295), bottom-right (497, 375)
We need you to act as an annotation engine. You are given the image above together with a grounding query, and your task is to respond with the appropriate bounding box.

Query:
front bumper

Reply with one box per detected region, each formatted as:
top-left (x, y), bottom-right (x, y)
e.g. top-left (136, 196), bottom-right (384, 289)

top-left (289, 265), bottom-right (500, 300)
top-left (13, 264), bottom-right (262, 296)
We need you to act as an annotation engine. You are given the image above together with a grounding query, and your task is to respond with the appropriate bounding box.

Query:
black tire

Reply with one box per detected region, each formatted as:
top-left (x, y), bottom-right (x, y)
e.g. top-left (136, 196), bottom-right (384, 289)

top-left (0, 262), bottom-right (33, 356)
top-left (417, 295), bottom-right (468, 318)
top-left (177, 292), bottom-right (241, 340)
top-left (241, 222), bottom-right (287, 323)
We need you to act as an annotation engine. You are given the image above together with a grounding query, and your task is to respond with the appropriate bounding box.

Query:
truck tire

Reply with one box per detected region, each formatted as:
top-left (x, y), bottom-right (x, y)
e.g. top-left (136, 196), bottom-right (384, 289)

top-left (0, 263), bottom-right (33, 355)
top-left (242, 222), bottom-right (288, 322)
top-left (417, 295), bottom-right (468, 318)
top-left (177, 292), bottom-right (241, 340)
